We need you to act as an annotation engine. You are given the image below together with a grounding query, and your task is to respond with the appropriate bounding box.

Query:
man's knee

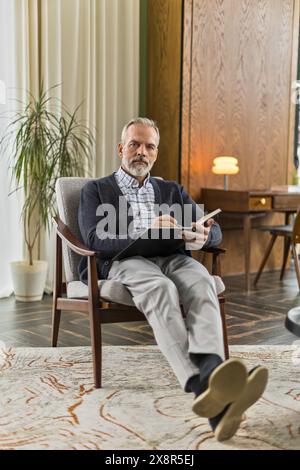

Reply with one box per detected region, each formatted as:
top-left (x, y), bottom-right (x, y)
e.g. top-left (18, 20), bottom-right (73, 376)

top-left (188, 270), bottom-right (217, 296)
top-left (132, 276), bottom-right (180, 317)
top-left (148, 276), bottom-right (178, 296)
top-left (110, 257), bottom-right (155, 279)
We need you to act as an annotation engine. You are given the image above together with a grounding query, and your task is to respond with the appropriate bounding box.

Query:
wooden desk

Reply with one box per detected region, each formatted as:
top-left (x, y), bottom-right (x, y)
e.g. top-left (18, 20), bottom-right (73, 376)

top-left (201, 188), bottom-right (300, 291)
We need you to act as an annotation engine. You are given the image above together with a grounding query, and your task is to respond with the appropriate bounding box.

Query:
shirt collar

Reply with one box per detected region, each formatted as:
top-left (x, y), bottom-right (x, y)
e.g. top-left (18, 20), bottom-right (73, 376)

top-left (116, 166), bottom-right (151, 190)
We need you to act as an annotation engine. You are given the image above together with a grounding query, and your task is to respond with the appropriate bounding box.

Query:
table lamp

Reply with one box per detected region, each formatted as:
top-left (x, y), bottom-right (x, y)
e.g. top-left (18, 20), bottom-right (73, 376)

top-left (212, 156), bottom-right (239, 190)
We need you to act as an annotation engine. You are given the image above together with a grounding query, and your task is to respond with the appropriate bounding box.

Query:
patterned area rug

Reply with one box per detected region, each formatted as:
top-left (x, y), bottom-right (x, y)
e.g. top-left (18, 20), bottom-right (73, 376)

top-left (0, 344), bottom-right (300, 450)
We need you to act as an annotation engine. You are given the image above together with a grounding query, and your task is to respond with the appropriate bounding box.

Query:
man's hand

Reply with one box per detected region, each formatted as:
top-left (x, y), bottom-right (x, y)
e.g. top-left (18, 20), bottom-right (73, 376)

top-left (182, 218), bottom-right (214, 250)
top-left (152, 214), bottom-right (178, 228)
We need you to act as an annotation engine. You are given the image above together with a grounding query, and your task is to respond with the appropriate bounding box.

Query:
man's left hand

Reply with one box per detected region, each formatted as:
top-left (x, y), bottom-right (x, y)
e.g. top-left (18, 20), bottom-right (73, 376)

top-left (182, 218), bottom-right (214, 250)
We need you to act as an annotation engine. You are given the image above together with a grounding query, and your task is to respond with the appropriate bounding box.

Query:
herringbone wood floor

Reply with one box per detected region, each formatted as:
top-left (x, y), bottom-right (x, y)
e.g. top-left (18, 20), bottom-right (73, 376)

top-left (0, 270), bottom-right (298, 348)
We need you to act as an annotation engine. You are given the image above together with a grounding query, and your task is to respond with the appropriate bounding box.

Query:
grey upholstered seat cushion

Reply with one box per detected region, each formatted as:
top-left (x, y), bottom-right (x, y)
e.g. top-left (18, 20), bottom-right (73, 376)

top-left (67, 280), bottom-right (135, 306)
top-left (213, 275), bottom-right (225, 296)
top-left (66, 275), bottom-right (225, 304)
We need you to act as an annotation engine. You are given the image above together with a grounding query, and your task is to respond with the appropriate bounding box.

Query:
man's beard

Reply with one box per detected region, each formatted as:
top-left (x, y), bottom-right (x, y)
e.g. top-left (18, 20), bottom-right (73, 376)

top-left (122, 154), bottom-right (154, 177)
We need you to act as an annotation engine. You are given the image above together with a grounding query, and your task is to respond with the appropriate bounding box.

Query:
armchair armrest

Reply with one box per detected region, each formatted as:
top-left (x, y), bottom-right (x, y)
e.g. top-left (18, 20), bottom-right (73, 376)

top-left (200, 246), bottom-right (226, 277)
top-left (53, 216), bottom-right (98, 257)
top-left (53, 217), bottom-right (100, 306)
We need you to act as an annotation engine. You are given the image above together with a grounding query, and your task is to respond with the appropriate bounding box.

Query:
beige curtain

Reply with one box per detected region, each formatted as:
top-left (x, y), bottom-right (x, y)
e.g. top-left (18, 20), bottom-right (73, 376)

top-left (0, 0), bottom-right (140, 295)
top-left (17, 0), bottom-right (140, 175)
top-left (0, 0), bottom-right (24, 297)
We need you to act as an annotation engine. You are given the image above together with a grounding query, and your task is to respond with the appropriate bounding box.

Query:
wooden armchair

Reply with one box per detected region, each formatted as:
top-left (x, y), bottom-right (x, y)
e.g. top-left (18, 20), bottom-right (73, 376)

top-left (52, 177), bottom-right (228, 388)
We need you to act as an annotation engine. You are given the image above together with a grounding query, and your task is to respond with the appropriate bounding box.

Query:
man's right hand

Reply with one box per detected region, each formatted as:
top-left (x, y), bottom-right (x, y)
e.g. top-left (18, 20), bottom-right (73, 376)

top-left (152, 214), bottom-right (178, 228)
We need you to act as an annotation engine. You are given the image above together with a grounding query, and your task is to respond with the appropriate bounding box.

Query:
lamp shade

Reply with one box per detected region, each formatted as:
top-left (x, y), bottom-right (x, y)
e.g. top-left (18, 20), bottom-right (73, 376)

top-left (212, 156), bottom-right (239, 175)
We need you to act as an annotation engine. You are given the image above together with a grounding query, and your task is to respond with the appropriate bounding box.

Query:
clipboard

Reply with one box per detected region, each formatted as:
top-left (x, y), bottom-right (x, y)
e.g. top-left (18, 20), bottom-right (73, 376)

top-left (112, 208), bottom-right (222, 261)
top-left (112, 227), bottom-right (185, 261)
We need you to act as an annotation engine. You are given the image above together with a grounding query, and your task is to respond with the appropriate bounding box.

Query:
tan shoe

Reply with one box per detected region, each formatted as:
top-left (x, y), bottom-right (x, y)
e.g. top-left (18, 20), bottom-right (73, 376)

top-left (192, 358), bottom-right (248, 418)
top-left (214, 366), bottom-right (268, 442)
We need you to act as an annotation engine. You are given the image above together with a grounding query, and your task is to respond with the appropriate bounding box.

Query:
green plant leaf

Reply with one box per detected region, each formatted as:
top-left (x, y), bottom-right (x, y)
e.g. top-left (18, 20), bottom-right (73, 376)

top-left (0, 83), bottom-right (95, 257)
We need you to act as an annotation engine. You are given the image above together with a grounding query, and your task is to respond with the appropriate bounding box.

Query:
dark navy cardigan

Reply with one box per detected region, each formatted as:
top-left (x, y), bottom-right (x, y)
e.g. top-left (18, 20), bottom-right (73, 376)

top-left (78, 174), bottom-right (222, 282)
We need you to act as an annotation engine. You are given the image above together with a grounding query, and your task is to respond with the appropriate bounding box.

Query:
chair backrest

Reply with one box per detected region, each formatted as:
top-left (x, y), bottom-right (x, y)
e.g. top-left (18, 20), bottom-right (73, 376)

top-left (56, 177), bottom-right (94, 282)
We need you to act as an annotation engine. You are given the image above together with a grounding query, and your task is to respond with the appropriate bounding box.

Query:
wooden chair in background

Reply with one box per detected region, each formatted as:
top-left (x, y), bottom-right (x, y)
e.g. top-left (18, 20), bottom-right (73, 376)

top-left (254, 211), bottom-right (300, 289)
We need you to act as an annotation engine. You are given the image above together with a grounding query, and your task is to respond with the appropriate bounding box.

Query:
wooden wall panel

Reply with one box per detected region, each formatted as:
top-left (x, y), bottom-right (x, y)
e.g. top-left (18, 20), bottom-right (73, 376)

top-left (181, 0), bottom-right (300, 275)
top-left (183, 0), bottom-right (297, 200)
top-left (146, 0), bottom-right (182, 181)
top-left (181, 0), bottom-right (193, 188)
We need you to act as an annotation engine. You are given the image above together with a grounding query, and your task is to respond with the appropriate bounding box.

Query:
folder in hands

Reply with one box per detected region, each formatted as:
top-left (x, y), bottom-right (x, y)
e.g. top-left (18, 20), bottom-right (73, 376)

top-left (112, 208), bottom-right (221, 261)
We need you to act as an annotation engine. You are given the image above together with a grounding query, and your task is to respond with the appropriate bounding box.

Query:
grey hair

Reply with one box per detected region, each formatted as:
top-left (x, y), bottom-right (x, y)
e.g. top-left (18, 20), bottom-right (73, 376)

top-left (121, 117), bottom-right (160, 146)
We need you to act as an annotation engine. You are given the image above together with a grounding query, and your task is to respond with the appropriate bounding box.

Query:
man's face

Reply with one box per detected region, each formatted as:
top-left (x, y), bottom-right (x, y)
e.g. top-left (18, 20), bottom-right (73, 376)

top-left (118, 124), bottom-right (158, 178)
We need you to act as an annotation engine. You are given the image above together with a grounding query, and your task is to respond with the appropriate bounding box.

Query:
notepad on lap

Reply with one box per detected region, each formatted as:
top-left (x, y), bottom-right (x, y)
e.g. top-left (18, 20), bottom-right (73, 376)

top-left (112, 227), bottom-right (185, 261)
top-left (112, 209), bottom-right (222, 261)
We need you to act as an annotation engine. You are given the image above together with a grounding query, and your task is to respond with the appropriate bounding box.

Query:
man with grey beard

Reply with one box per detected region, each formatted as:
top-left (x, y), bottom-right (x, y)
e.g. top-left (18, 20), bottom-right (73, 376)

top-left (78, 117), bottom-right (268, 442)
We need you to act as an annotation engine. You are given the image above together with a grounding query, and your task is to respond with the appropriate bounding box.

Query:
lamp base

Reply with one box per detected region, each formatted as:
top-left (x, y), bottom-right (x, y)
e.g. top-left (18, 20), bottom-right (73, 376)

top-left (224, 175), bottom-right (228, 190)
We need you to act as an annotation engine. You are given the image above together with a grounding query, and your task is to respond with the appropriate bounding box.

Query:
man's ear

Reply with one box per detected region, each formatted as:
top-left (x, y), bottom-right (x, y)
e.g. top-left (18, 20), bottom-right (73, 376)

top-left (118, 143), bottom-right (123, 159)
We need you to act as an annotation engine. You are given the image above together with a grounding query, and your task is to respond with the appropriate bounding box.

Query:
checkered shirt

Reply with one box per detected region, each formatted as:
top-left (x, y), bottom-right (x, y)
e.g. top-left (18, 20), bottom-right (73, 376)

top-left (114, 167), bottom-right (156, 234)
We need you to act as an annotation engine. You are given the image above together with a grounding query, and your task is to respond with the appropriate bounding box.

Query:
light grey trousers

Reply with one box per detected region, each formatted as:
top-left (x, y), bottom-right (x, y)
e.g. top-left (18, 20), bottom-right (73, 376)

top-left (108, 253), bottom-right (225, 390)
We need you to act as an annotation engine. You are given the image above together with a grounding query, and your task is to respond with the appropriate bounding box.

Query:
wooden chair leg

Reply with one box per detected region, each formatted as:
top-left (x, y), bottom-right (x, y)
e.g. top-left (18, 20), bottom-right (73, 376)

top-left (52, 233), bottom-right (62, 347)
top-left (280, 237), bottom-right (291, 280)
top-left (88, 255), bottom-right (102, 388)
top-left (51, 309), bottom-right (61, 347)
top-left (89, 309), bottom-right (102, 388)
top-left (292, 244), bottom-right (300, 291)
top-left (219, 297), bottom-right (229, 359)
top-left (253, 234), bottom-right (277, 286)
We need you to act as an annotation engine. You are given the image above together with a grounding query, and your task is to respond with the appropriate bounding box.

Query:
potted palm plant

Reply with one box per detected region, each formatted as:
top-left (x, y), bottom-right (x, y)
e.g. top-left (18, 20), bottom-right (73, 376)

top-left (0, 85), bottom-right (94, 301)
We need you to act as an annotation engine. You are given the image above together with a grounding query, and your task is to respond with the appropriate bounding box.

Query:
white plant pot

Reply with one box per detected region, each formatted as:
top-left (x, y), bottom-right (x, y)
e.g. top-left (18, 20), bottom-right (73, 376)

top-left (10, 260), bottom-right (48, 302)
